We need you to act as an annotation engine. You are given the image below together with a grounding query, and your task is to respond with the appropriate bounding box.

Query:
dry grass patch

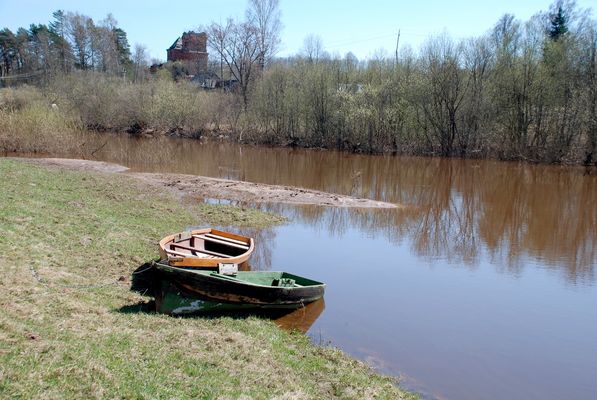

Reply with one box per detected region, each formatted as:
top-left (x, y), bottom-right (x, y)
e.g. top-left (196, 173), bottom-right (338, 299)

top-left (0, 86), bottom-right (85, 154)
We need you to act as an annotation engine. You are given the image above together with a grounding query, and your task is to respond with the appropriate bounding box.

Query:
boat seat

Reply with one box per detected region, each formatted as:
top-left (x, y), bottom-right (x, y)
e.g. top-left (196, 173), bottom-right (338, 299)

top-left (167, 243), bottom-right (232, 258)
top-left (193, 234), bottom-right (249, 250)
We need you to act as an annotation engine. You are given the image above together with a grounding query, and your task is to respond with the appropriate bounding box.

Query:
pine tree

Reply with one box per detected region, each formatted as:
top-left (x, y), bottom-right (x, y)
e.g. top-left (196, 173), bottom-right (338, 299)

top-left (113, 28), bottom-right (131, 73)
top-left (549, 2), bottom-right (569, 41)
top-left (0, 28), bottom-right (17, 76)
top-left (49, 9), bottom-right (71, 72)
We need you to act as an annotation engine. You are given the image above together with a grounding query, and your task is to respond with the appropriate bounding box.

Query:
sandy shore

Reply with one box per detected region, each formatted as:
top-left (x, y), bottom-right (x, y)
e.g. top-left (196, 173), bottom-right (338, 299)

top-left (15, 157), bottom-right (399, 209)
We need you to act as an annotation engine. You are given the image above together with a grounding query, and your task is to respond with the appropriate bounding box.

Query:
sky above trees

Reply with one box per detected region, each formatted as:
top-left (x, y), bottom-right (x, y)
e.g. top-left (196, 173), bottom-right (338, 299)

top-left (0, 0), bottom-right (595, 61)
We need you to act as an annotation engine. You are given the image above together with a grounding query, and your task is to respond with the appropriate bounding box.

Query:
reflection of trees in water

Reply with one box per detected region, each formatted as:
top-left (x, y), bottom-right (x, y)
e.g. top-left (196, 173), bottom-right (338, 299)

top-left (85, 136), bottom-right (596, 284)
top-left (263, 203), bottom-right (414, 246)
top-left (409, 162), bottom-right (481, 267)
top-left (476, 164), bottom-right (597, 285)
top-left (265, 160), bottom-right (597, 284)
top-left (392, 159), bottom-right (597, 282)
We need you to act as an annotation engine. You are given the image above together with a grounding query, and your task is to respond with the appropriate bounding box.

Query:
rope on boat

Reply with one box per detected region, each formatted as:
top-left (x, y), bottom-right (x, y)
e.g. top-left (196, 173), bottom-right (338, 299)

top-left (131, 263), bottom-right (157, 275)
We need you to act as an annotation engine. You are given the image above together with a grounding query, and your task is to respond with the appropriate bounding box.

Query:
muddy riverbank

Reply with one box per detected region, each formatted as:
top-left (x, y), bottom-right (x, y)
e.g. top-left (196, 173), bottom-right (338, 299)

top-left (14, 157), bottom-right (399, 209)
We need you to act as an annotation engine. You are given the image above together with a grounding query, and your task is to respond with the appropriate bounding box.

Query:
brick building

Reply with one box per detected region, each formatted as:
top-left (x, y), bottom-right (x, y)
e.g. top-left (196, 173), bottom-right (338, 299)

top-left (167, 31), bottom-right (208, 73)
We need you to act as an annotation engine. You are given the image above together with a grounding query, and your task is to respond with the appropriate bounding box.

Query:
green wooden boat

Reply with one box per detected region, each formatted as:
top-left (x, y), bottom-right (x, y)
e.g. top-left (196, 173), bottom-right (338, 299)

top-left (153, 261), bottom-right (325, 315)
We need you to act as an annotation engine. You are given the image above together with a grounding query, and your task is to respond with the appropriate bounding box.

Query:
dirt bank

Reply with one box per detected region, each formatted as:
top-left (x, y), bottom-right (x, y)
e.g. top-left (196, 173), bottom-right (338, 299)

top-left (15, 157), bottom-right (399, 208)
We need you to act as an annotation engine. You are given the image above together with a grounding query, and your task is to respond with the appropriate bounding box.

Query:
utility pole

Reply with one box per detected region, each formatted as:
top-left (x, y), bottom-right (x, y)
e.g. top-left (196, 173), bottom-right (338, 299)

top-left (395, 29), bottom-right (401, 68)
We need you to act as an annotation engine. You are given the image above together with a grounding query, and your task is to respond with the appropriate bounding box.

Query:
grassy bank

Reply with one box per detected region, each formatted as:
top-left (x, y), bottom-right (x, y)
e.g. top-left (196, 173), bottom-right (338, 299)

top-left (0, 159), bottom-right (414, 399)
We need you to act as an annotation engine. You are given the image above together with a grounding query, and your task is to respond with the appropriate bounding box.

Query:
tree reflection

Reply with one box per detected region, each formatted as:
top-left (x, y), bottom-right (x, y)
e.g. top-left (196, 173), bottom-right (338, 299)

top-left (79, 136), bottom-right (597, 284)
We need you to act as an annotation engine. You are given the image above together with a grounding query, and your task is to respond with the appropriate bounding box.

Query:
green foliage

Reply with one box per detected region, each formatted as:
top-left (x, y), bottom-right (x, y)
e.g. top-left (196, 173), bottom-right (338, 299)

top-left (243, 1), bottom-right (597, 163)
top-left (113, 27), bottom-right (131, 69)
top-left (0, 9), bottom-right (134, 82)
top-left (162, 60), bottom-right (189, 80)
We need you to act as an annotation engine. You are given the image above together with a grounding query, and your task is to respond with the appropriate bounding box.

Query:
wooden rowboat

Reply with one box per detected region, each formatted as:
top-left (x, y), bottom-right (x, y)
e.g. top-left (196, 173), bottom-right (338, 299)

top-left (153, 261), bottom-right (326, 315)
top-left (159, 228), bottom-right (254, 268)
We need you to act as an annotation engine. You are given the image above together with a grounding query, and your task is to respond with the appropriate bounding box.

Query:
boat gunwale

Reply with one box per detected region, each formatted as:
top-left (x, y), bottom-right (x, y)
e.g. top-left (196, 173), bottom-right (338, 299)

top-left (154, 262), bottom-right (326, 290)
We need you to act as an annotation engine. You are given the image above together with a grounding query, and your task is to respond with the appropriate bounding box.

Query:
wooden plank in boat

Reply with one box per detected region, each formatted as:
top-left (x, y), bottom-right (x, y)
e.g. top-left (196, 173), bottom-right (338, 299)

top-left (204, 233), bottom-right (248, 247)
top-left (193, 234), bottom-right (249, 250)
top-left (170, 242), bottom-right (233, 259)
top-left (169, 243), bottom-right (211, 258)
top-left (166, 248), bottom-right (212, 258)
top-left (210, 229), bottom-right (250, 244)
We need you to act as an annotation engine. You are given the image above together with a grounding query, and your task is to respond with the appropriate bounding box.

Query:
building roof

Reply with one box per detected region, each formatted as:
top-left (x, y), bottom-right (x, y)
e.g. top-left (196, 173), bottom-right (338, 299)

top-left (168, 37), bottom-right (182, 50)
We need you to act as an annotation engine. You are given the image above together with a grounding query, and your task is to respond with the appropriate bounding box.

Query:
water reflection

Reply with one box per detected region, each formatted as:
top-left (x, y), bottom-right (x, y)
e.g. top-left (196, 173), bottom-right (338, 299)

top-left (10, 136), bottom-right (597, 282)
top-left (275, 299), bottom-right (325, 333)
top-left (40, 135), bottom-right (595, 284)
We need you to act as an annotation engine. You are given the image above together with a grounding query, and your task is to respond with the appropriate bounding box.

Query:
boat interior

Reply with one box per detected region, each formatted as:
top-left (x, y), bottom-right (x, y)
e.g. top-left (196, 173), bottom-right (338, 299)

top-left (165, 231), bottom-right (250, 259)
top-left (199, 271), bottom-right (324, 288)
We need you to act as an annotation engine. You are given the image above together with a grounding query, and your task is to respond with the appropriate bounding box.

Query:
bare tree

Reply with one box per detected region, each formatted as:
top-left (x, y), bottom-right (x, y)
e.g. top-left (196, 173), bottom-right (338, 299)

top-left (208, 19), bottom-right (260, 109)
top-left (416, 34), bottom-right (469, 156)
top-left (132, 43), bottom-right (148, 82)
top-left (302, 34), bottom-right (324, 63)
top-left (246, 0), bottom-right (281, 71)
top-left (95, 14), bottom-right (119, 74)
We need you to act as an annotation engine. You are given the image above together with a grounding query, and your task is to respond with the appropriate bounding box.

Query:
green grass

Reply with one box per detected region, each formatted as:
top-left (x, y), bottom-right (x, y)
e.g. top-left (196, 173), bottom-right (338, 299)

top-left (0, 159), bottom-right (415, 399)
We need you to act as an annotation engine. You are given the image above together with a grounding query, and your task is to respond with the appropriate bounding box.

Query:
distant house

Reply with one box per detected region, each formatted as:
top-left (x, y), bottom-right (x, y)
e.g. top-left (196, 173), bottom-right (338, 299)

top-left (192, 71), bottom-right (220, 89)
top-left (191, 72), bottom-right (239, 92)
top-left (217, 79), bottom-right (240, 92)
top-left (167, 31), bottom-right (208, 73)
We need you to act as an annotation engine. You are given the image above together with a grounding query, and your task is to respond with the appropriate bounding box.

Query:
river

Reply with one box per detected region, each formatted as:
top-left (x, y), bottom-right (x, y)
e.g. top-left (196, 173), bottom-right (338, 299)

top-left (16, 135), bottom-right (597, 400)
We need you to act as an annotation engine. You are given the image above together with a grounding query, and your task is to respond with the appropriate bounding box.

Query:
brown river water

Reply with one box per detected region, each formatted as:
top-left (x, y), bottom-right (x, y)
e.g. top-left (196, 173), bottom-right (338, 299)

top-left (11, 135), bottom-right (597, 400)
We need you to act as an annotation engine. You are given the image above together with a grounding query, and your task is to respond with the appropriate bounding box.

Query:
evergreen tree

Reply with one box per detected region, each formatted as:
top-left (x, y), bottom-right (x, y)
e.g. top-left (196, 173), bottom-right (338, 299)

top-left (549, 1), bottom-right (569, 40)
top-left (28, 24), bottom-right (52, 75)
top-left (113, 27), bottom-right (131, 72)
top-left (49, 9), bottom-right (71, 72)
top-left (0, 28), bottom-right (17, 76)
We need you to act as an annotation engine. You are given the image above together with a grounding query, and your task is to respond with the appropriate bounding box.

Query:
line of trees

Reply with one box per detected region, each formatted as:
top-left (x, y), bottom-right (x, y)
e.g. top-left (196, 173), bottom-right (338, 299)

top-left (241, 1), bottom-right (597, 164)
top-left (0, 10), bottom-right (145, 82)
top-left (1, 1), bottom-right (596, 164)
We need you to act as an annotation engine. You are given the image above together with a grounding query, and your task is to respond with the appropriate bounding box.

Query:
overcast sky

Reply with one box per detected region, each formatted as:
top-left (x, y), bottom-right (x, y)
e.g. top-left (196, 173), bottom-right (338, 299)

top-left (0, 0), bottom-right (595, 62)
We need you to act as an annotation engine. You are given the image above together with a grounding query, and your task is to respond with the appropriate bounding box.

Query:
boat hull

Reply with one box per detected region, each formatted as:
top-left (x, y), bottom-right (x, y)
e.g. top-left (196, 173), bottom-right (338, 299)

top-left (154, 262), bottom-right (325, 315)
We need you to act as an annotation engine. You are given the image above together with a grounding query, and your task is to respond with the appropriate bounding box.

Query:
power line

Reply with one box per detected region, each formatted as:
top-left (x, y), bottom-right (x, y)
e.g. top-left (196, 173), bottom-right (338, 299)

top-left (323, 32), bottom-right (398, 49)
top-left (318, 28), bottom-right (436, 53)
